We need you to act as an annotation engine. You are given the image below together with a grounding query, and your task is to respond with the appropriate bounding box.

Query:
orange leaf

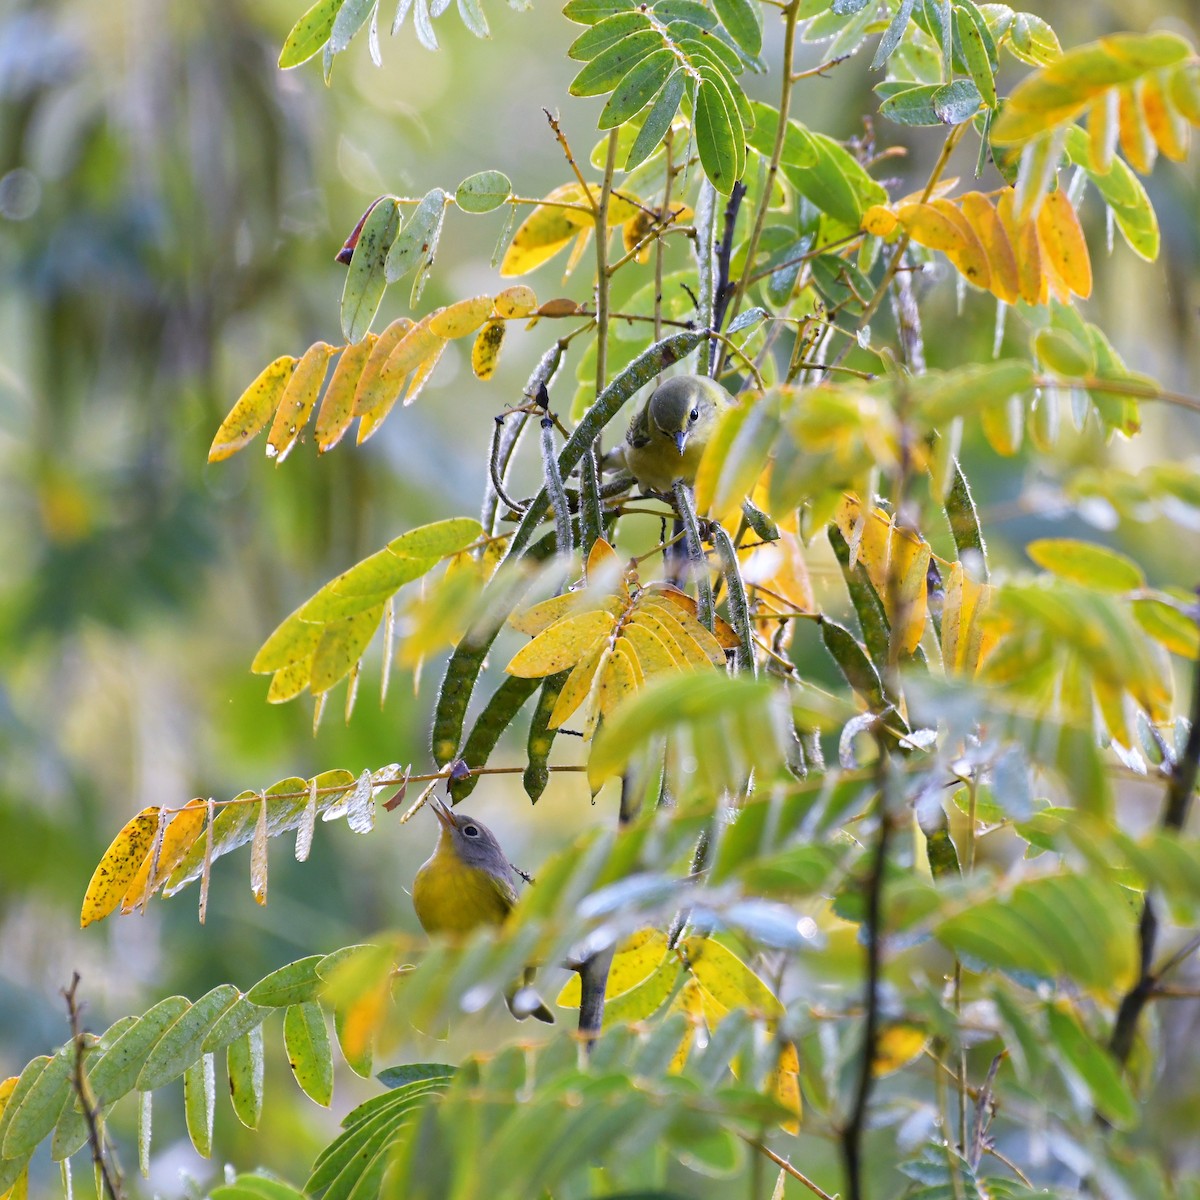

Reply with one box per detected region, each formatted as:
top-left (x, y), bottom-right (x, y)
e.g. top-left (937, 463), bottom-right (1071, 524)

top-left (1117, 81), bottom-right (1157, 174)
top-left (121, 799), bottom-right (208, 914)
top-left (1141, 70), bottom-right (1190, 161)
top-left (959, 193), bottom-right (1019, 305)
top-left (81, 808), bottom-right (161, 928)
top-left (926, 198), bottom-right (991, 291)
top-left (1036, 190), bottom-right (1093, 299)
top-left (996, 189), bottom-right (1046, 306)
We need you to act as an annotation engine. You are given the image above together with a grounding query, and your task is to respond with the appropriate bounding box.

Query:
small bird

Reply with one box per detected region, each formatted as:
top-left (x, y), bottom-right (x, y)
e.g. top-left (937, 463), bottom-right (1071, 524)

top-left (622, 373), bottom-right (733, 493)
top-left (412, 796), bottom-right (554, 1023)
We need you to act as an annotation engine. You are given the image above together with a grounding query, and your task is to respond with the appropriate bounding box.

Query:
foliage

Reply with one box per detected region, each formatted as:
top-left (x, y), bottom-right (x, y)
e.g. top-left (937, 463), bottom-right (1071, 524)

top-left (4, 0), bottom-right (1200, 1198)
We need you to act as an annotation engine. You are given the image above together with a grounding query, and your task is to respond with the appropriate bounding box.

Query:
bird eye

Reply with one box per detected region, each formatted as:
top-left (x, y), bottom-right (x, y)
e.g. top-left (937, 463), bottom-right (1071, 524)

top-left (463, 824), bottom-right (480, 837)
top-left (689, 407), bottom-right (699, 422)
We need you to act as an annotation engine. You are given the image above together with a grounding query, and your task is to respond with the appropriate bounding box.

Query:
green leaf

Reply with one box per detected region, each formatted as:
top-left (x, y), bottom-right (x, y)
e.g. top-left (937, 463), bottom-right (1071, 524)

top-left (211, 1173), bottom-right (309, 1200)
top-left (933, 78), bottom-right (982, 123)
top-left (183, 1053), bottom-right (216, 1157)
top-left (1, 1045), bottom-right (72, 1160)
top-left (248, 956), bottom-right (325, 1008)
top-left (711, 0), bottom-right (761, 57)
top-left (1046, 1006), bottom-right (1138, 1127)
top-left (376, 1062), bottom-right (457, 1089)
top-left (568, 10), bottom-right (652, 60)
top-left (341, 197), bottom-right (399, 344)
top-left (1063, 126), bottom-right (1159, 261)
top-left (562, 0), bottom-right (636, 23)
top-left (456, 0), bottom-right (490, 38)
top-left (202, 995), bottom-right (271, 1055)
top-left (455, 170), bottom-right (512, 213)
top-left (284, 1002), bottom-right (334, 1106)
top-left (599, 47), bottom-right (676, 127)
top-left (279, 0), bottom-right (346, 67)
top-left (746, 101), bottom-right (817, 167)
top-left (872, 0), bottom-right (916, 69)
top-left (878, 83), bottom-right (945, 126)
top-left (694, 76), bottom-right (741, 194)
top-left (955, 3), bottom-right (996, 107)
top-left (626, 71), bottom-right (687, 171)
top-left (385, 188), bottom-right (447, 283)
top-left (87, 997), bottom-right (191, 1104)
top-left (1026, 538), bottom-right (1145, 592)
top-left (1132, 596), bottom-right (1200, 658)
top-left (569, 29), bottom-right (663, 97)
top-left (937, 873), bottom-right (1137, 989)
top-left (136, 984), bottom-right (241, 1092)
top-left (330, 0), bottom-right (376, 52)
top-left (227, 1027), bottom-right (265, 1129)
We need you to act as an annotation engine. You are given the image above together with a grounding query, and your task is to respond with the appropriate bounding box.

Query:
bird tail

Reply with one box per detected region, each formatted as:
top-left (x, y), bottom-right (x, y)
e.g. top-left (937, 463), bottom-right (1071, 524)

top-left (505, 967), bottom-right (555, 1024)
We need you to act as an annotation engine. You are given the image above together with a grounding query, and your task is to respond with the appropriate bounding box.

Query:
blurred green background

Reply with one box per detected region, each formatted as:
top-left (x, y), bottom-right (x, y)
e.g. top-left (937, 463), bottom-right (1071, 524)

top-left (1, 0), bottom-right (1199, 1192)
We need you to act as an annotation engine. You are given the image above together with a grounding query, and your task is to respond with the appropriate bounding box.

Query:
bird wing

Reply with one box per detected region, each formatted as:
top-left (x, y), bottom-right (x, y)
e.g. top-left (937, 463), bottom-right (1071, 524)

top-left (625, 400), bottom-right (653, 450)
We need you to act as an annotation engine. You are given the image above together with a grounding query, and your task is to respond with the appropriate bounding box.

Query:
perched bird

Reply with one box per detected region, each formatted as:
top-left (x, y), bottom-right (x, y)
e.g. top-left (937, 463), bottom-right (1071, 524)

top-left (622, 373), bottom-right (733, 493)
top-left (412, 796), bottom-right (554, 1023)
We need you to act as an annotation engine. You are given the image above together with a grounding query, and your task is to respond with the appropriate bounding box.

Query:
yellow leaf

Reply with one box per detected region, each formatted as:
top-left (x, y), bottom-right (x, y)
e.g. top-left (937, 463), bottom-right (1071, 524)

top-left (597, 641), bottom-right (640, 719)
top-left (121, 798), bottom-right (208, 913)
top-left (958, 192), bottom-right (1019, 305)
top-left (622, 621), bottom-right (677, 676)
top-left (563, 226), bottom-right (592, 279)
top-left (557, 930), bottom-right (668, 1005)
top-left (642, 584), bottom-right (740, 650)
top-left (268, 658), bottom-right (314, 703)
top-left (767, 1060), bottom-right (802, 1134)
top-left (640, 597), bottom-right (728, 666)
top-left (428, 295), bottom-right (494, 339)
top-left (836, 497), bottom-right (930, 656)
top-left (549, 637), bottom-right (608, 729)
top-left (81, 807), bottom-right (161, 928)
top-left (493, 285), bottom-right (538, 318)
top-left (630, 607), bottom-right (706, 669)
top-left (501, 184), bottom-right (592, 276)
top-left (510, 592), bottom-right (586, 637)
top-left (383, 316), bottom-right (445, 395)
top-left (861, 204), bottom-right (899, 237)
top-left (668, 979), bottom-right (705, 1072)
top-left (506, 609), bottom-right (615, 678)
top-left (995, 189), bottom-right (1046, 306)
top-left (1118, 80), bottom-right (1157, 175)
top-left (873, 1023), bottom-right (929, 1076)
top-left (315, 336), bottom-right (375, 453)
top-left (471, 319), bottom-right (505, 380)
top-left (586, 536), bottom-right (625, 586)
top-left (941, 561), bottom-right (996, 677)
top-left (897, 201), bottom-right (969, 257)
top-left (266, 341), bottom-right (334, 463)
top-left (209, 356), bottom-right (296, 463)
top-left (1141, 70), bottom-right (1189, 161)
top-left (352, 317), bottom-right (414, 418)
top-left (685, 937), bottom-right (784, 1016)
top-left (1036, 190), bottom-right (1092, 300)
top-left (741, 530), bottom-right (815, 617)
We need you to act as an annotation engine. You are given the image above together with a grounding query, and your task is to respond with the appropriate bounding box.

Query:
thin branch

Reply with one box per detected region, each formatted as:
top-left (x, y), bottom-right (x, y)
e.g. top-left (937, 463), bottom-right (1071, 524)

top-left (575, 946), bottom-right (615, 1054)
top-left (840, 770), bottom-right (894, 1200)
top-left (64, 974), bottom-right (123, 1200)
top-left (544, 109), bottom-right (599, 216)
top-left (1109, 611), bottom-right (1200, 1066)
top-left (744, 1139), bottom-right (838, 1200)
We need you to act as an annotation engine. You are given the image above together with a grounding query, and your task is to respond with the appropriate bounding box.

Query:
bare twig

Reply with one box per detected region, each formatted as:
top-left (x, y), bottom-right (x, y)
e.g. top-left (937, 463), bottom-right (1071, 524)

top-left (63, 974), bottom-right (123, 1200)
top-left (840, 767), bottom-right (894, 1200)
top-left (1109, 602), bottom-right (1200, 1066)
top-left (744, 1139), bottom-right (838, 1200)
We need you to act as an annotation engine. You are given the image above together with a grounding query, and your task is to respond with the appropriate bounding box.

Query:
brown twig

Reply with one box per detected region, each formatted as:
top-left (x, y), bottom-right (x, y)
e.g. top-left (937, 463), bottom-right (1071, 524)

top-left (745, 1138), bottom-right (838, 1200)
top-left (63, 974), bottom-right (123, 1200)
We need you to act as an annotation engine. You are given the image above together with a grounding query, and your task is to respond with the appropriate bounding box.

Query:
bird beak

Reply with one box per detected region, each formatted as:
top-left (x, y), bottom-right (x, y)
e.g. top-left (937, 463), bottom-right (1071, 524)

top-left (672, 430), bottom-right (688, 456)
top-left (429, 796), bottom-right (457, 830)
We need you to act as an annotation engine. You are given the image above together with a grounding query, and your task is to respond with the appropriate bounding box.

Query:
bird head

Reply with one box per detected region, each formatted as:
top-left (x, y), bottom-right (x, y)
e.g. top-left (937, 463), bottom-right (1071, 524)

top-left (647, 376), bottom-right (708, 456)
top-left (429, 796), bottom-right (512, 877)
